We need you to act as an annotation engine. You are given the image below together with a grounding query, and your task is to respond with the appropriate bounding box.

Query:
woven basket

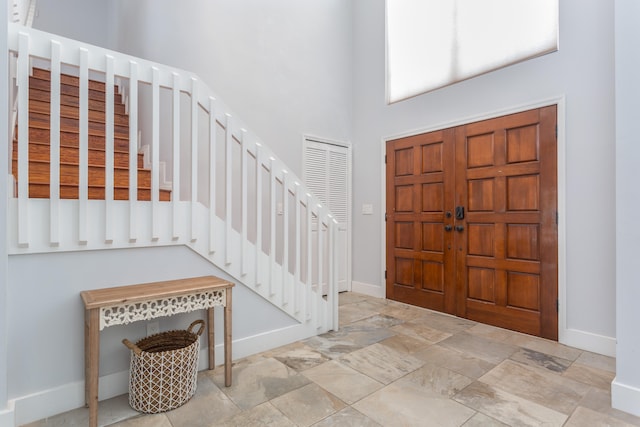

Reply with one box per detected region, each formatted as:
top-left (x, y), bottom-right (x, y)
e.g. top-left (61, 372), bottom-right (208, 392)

top-left (122, 320), bottom-right (205, 413)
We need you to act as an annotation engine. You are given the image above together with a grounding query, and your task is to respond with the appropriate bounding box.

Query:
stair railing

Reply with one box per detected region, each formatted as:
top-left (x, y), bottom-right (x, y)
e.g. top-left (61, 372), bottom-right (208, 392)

top-left (7, 22), bottom-right (339, 332)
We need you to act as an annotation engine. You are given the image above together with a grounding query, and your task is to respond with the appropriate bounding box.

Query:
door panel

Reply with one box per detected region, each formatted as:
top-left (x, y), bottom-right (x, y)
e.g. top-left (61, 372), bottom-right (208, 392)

top-left (386, 129), bottom-right (456, 313)
top-left (386, 106), bottom-right (557, 340)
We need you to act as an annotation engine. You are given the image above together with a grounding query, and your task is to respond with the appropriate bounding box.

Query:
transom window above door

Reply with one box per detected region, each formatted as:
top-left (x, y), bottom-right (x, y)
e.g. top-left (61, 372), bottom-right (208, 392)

top-left (386, 0), bottom-right (559, 103)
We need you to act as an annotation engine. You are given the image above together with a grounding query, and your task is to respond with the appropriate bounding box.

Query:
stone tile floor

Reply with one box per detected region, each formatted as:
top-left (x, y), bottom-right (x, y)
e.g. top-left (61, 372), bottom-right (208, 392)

top-left (25, 292), bottom-right (640, 426)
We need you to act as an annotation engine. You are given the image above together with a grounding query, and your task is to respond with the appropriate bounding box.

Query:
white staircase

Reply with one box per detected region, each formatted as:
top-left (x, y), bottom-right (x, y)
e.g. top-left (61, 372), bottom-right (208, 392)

top-left (7, 23), bottom-right (339, 333)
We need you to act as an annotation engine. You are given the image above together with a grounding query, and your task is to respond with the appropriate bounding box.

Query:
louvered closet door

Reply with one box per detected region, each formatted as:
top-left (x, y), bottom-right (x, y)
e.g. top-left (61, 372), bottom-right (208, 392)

top-left (304, 138), bottom-right (351, 293)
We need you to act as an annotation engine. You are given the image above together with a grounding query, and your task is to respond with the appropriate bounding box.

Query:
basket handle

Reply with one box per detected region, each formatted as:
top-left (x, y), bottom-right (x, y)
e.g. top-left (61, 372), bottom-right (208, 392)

top-left (122, 338), bottom-right (143, 356)
top-left (187, 319), bottom-right (206, 337)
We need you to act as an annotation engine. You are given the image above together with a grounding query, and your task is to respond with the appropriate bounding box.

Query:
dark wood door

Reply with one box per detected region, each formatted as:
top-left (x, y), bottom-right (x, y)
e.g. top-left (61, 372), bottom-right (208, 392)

top-left (386, 106), bottom-right (558, 340)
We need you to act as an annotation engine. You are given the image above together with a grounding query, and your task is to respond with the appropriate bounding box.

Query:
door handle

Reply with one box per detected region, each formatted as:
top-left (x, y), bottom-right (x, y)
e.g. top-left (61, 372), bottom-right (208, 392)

top-left (444, 225), bottom-right (452, 232)
top-left (455, 206), bottom-right (465, 220)
top-left (455, 225), bottom-right (464, 232)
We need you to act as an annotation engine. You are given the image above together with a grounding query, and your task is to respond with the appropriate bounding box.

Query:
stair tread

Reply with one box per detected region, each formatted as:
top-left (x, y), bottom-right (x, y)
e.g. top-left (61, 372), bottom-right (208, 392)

top-left (14, 69), bottom-right (172, 202)
top-left (29, 99), bottom-right (129, 126)
top-left (32, 68), bottom-right (115, 92)
top-left (15, 157), bottom-right (150, 172)
top-left (25, 183), bottom-right (171, 201)
top-left (29, 88), bottom-right (126, 114)
top-left (17, 128), bottom-right (131, 152)
top-left (14, 139), bottom-right (141, 157)
top-left (29, 76), bottom-right (122, 104)
top-left (27, 111), bottom-right (129, 138)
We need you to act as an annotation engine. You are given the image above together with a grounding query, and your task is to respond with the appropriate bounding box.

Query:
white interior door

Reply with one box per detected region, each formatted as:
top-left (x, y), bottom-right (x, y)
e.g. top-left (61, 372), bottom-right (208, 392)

top-left (303, 137), bottom-right (351, 293)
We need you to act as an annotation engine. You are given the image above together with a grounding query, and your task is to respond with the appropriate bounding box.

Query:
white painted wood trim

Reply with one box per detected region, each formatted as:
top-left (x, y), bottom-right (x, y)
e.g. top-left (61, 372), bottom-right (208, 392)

top-left (241, 129), bottom-right (248, 276)
top-left (294, 182), bottom-right (302, 315)
top-left (225, 114), bottom-right (233, 265)
top-left (78, 47), bottom-right (89, 244)
top-left (255, 144), bottom-right (263, 286)
top-left (612, 378), bottom-right (640, 417)
top-left (269, 158), bottom-right (277, 298)
top-left (208, 96), bottom-right (217, 253)
top-left (172, 72), bottom-right (181, 240)
top-left (305, 193), bottom-right (313, 321)
top-left (127, 61), bottom-right (138, 241)
top-left (104, 54), bottom-right (115, 243)
top-left (282, 173), bottom-right (290, 307)
top-left (190, 77), bottom-right (198, 242)
top-left (151, 67), bottom-right (160, 240)
top-left (17, 32), bottom-right (29, 246)
top-left (49, 40), bottom-right (61, 245)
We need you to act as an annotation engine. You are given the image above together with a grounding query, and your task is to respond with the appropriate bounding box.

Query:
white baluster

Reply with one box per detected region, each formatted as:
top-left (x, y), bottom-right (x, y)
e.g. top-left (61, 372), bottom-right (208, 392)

top-left (49, 40), bottom-right (61, 245)
top-left (17, 32), bottom-right (29, 246)
top-left (282, 172), bottom-right (290, 306)
top-left (208, 96), bottom-right (216, 253)
top-left (330, 218), bottom-right (339, 330)
top-left (317, 207), bottom-right (324, 330)
top-left (241, 128), bottom-right (248, 276)
top-left (269, 156), bottom-right (277, 298)
top-left (225, 114), bottom-right (233, 265)
top-left (306, 194), bottom-right (313, 322)
top-left (128, 61), bottom-right (138, 242)
top-left (294, 181), bottom-right (302, 315)
top-left (190, 77), bottom-right (198, 242)
top-left (151, 66), bottom-right (160, 240)
top-left (78, 47), bottom-right (89, 244)
top-left (172, 72), bottom-right (181, 239)
top-left (105, 54), bottom-right (115, 242)
top-left (255, 143), bottom-right (263, 286)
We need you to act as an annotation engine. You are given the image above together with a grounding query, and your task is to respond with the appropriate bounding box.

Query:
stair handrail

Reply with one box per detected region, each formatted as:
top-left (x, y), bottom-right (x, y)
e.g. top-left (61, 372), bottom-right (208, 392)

top-left (7, 22), bottom-right (339, 331)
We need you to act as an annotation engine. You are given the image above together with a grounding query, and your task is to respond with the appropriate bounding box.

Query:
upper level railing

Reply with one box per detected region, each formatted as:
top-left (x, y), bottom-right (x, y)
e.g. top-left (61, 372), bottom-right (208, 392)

top-left (7, 22), bottom-right (338, 331)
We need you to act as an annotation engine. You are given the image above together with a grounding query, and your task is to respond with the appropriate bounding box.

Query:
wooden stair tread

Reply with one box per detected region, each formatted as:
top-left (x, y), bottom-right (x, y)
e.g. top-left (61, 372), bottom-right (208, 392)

top-left (27, 111), bottom-right (129, 138)
top-left (13, 159), bottom-right (155, 188)
top-left (29, 88), bottom-right (126, 115)
top-left (12, 141), bottom-right (144, 169)
top-left (29, 99), bottom-right (129, 126)
top-left (19, 127), bottom-right (131, 152)
top-left (25, 183), bottom-right (171, 201)
top-left (32, 67), bottom-right (116, 93)
top-left (29, 77), bottom-right (122, 104)
top-left (14, 68), bottom-right (172, 202)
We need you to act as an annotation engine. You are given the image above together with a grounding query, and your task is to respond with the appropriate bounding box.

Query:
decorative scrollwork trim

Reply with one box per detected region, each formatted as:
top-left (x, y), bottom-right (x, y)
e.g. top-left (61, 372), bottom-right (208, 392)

top-left (99, 289), bottom-right (226, 330)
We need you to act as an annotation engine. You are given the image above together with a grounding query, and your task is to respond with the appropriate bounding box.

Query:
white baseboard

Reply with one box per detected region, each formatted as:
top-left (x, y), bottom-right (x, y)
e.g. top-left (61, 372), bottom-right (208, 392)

top-left (561, 327), bottom-right (616, 357)
top-left (0, 403), bottom-right (15, 427)
top-left (351, 281), bottom-right (385, 299)
top-left (612, 377), bottom-right (640, 417)
top-left (10, 322), bottom-right (321, 426)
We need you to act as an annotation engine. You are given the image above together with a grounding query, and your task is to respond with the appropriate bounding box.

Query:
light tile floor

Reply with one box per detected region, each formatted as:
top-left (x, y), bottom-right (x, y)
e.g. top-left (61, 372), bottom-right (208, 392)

top-left (25, 292), bottom-right (640, 427)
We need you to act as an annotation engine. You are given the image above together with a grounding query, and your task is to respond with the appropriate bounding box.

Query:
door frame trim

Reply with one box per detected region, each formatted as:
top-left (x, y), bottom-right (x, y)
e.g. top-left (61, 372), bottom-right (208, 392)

top-left (380, 96), bottom-right (567, 343)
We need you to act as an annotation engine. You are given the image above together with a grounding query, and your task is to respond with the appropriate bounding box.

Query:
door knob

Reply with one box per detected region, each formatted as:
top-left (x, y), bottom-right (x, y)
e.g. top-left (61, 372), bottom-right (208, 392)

top-left (455, 225), bottom-right (464, 232)
top-left (444, 225), bottom-right (452, 231)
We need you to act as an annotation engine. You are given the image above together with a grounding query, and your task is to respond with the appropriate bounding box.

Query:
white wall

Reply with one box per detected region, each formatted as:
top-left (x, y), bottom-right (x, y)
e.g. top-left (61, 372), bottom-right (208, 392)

top-left (352, 0), bottom-right (616, 354)
top-left (613, 0), bottom-right (640, 416)
top-left (31, 0), bottom-right (114, 48)
top-left (111, 0), bottom-right (353, 179)
top-left (6, 246), bottom-right (298, 422)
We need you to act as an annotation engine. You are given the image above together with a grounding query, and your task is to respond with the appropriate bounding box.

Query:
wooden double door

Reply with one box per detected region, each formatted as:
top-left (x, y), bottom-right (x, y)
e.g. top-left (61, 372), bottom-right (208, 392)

top-left (386, 106), bottom-right (557, 340)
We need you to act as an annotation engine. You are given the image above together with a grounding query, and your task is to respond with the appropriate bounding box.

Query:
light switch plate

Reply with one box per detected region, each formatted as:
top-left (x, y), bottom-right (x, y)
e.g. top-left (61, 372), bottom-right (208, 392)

top-left (362, 204), bottom-right (373, 215)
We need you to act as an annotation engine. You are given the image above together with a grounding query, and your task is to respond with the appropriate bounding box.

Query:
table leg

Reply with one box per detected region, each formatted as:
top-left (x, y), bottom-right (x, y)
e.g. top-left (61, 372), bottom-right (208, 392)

top-left (224, 288), bottom-right (232, 386)
top-left (207, 307), bottom-right (215, 370)
top-left (85, 309), bottom-right (100, 427)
